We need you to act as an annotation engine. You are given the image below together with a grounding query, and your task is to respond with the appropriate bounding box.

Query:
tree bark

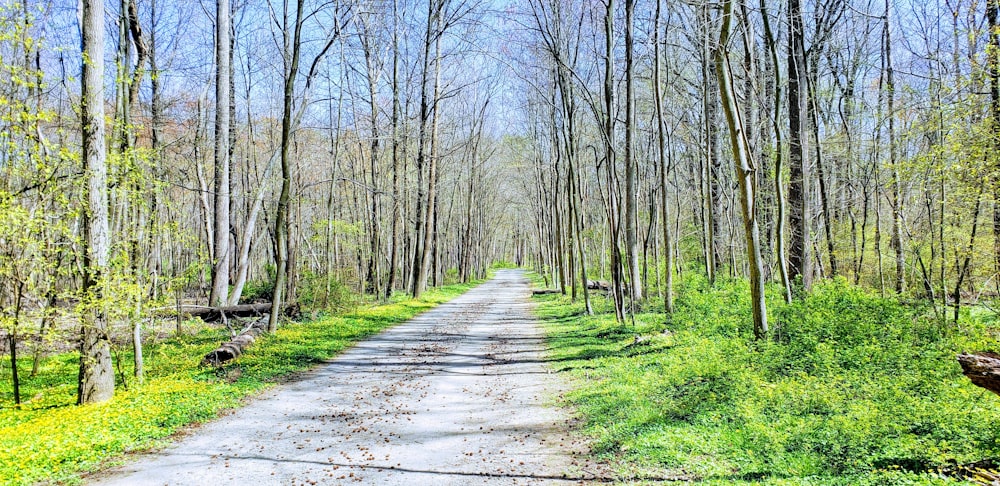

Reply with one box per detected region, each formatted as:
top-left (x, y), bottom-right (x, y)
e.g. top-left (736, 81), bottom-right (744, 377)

top-left (759, 0), bottom-right (793, 302)
top-left (988, 0), bottom-right (1000, 287)
top-left (386, 0), bottom-right (402, 298)
top-left (411, 0), bottom-right (441, 298)
top-left (210, 0), bottom-right (232, 307)
top-left (716, 0), bottom-right (768, 339)
top-left (78, 0), bottom-right (115, 405)
top-left (157, 302), bottom-right (300, 322)
top-left (654, 0), bottom-right (674, 313)
top-left (202, 317), bottom-right (269, 366)
top-left (624, 0), bottom-right (641, 301)
top-left (787, 0), bottom-right (812, 291)
top-left (958, 352), bottom-right (1000, 397)
top-left (270, 0), bottom-right (305, 333)
top-left (602, 0), bottom-right (625, 322)
top-left (884, 0), bottom-right (904, 294)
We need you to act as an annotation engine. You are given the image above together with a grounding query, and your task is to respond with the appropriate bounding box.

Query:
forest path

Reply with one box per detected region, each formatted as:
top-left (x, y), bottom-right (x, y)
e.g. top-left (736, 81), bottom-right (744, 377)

top-left (94, 270), bottom-right (606, 485)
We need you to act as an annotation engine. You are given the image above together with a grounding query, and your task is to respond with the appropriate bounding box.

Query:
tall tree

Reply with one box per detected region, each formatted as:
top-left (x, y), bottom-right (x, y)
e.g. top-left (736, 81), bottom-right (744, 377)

top-left (759, 0), bottom-right (793, 302)
top-left (78, 0), bottom-right (114, 405)
top-left (624, 0), bottom-right (641, 301)
top-left (269, 0), bottom-right (305, 332)
top-left (883, 0), bottom-right (904, 294)
top-left (653, 0), bottom-right (674, 313)
top-left (787, 0), bottom-right (811, 290)
top-left (385, 0), bottom-right (403, 299)
top-left (411, 0), bottom-right (445, 298)
top-left (988, 0), bottom-right (1000, 286)
top-left (716, 0), bottom-right (768, 339)
top-left (210, 0), bottom-right (232, 306)
top-left (603, 0), bottom-right (626, 322)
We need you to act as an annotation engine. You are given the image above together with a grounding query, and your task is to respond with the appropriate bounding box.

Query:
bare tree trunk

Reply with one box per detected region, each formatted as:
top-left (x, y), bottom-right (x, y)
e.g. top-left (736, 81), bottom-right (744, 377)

top-left (884, 0), bottom-right (904, 294)
top-left (386, 0), bottom-right (402, 298)
top-left (210, 0), bottom-right (232, 307)
top-left (416, 9), bottom-right (443, 296)
top-left (807, 75), bottom-right (838, 277)
top-left (602, 0), bottom-right (625, 322)
top-left (624, 0), bottom-right (641, 301)
top-left (78, 0), bottom-right (114, 405)
top-left (988, 0), bottom-right (1000, 287)
top-left (270, 0), bottom-right (305, 333)
top-left (787, 0), bottom-right (812, 291)
top-left (362, 23), bottom-right (382, 296)
top-left (700, 3), bottom-right (719, 284)
top-left (716, 0), bottom-right (768, 339)
top-left (149, 0), bottom-right (163, 298)
top-left (411, 0), bottom-right (441, 298)
top-left (759, 0), bottom-right (792, 302)
top-left (654, 0), bottom-right (674, 313)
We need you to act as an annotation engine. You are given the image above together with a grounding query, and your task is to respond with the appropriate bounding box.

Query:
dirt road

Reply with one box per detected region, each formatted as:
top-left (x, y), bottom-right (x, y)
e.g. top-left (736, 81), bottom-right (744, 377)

top-left (95, 270), bottom-right (604, 485)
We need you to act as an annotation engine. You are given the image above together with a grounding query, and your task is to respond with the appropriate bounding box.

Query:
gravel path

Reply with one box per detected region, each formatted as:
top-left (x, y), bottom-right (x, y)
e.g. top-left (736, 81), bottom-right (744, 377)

top-left (94, 270), bottom-right (605, 485)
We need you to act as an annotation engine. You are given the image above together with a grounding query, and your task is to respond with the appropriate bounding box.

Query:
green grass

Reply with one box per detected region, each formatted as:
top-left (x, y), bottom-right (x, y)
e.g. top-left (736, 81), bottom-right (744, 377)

top-left (533, 273), bottom-right (1000, 485)
top-left (0, 281), bottom-right (478, 485)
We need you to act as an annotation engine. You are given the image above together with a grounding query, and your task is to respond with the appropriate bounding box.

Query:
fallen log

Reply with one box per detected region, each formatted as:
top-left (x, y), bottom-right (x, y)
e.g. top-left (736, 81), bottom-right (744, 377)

top-left (154, 302), bottom-right (300, 323)
top-left (531, 289), bottom-right (560, 295)
top-left (957, 352), bottom-right (1000, 397)
top-left (202, 317), bottom-right (269, 366)
top-left (587, 280), bottom-right (611, 292)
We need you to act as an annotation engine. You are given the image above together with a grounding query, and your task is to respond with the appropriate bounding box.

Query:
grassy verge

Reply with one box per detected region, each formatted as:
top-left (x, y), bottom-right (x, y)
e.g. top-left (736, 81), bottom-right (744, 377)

top-left (533, 273), bottom-right (1000, 485)
top-left (0, 281), bottom-right (479, 485)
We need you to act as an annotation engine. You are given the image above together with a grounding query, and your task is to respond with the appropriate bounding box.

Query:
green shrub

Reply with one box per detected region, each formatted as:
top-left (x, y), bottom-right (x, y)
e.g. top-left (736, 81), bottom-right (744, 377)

top-left (297, 271), bottom-right (358, 312)
top-left (240, 264), bottom-right (276, 302)
top-left (535, 274), bottom-right (1000, 485)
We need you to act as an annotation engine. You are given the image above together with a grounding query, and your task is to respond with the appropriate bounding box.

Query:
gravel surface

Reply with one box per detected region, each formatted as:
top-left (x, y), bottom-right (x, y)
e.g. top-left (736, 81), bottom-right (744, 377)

top-left (94, 270), bottom-right (607, 485)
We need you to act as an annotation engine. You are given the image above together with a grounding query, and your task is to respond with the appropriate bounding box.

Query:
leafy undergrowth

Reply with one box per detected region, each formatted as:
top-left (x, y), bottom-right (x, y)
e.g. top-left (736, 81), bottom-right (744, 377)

top-left (534, 274), bottom-right (1000, 485)
top-left (0, 281), bottom-right (478, 486)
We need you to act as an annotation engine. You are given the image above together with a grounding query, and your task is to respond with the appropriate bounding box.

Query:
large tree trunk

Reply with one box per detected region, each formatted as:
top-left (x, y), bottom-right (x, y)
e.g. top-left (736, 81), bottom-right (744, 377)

top-left (210, 0), bottom-right (232, 307)
top-left (700, 3), bottom-right (720, 284)
top-left (417, 24), bottom-right (442, 294)
top-left (988, 0), bottom-right (1000, 289)
top-left (78, 0), bottom-right (114, 405)
top-left (362, 21), bottom-right (381, 296)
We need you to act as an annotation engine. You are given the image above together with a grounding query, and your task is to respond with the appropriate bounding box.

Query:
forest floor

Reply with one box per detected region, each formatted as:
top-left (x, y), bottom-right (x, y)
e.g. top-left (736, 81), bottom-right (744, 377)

top-left (91, 270), bottom-right (609, 485)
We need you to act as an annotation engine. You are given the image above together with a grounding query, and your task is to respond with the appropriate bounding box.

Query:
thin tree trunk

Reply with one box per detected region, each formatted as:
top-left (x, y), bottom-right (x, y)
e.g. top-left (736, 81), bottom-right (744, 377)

top-left (416, 9), bottom-right (443, 296)
top-left (716, 0), bottom-right (768, 339)
top-left (760, 0), bottom-right (792, 302)
top-left (602, 0), bottom-right (625, 322)
top-left (884, 0), bottom-right (905, 294)
top-left (624, 0), bottom-right (641, 301)
top-left (386, 0), bottom-right (402, 298)
top-left (654, 0), bottom-right (674, 313)
top-left (411, 0), bottom-right (440, 298)
top-left (270, 0), bottom-right (305, 333)
top-left (788, 0), bottom-right (812, 291)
